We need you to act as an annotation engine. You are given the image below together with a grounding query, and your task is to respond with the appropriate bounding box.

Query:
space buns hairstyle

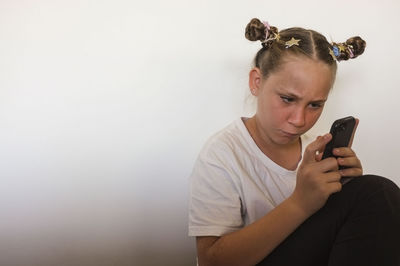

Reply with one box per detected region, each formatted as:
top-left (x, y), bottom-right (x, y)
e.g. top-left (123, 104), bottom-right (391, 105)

top-left (245, 18), bottom-right (366, 78)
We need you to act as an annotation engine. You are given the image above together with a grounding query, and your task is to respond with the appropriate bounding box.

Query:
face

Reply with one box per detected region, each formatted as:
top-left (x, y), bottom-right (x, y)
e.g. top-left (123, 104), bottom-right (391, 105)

top-left (251, 55), bottom-right (335, 146)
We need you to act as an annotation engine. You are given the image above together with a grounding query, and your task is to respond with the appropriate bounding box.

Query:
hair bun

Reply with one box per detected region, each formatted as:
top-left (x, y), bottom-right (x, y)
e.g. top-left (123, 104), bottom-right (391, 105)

top-left (334, 36), bottom-right (366, 61)
top-left (346, 36), bottom-right (366, 58)
top-left (245, 18), bottom-right (266, 42)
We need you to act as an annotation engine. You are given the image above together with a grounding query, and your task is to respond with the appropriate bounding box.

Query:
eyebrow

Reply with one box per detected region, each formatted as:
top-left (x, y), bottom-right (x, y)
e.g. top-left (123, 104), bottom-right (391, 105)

top-left (278, 91), bottom-right (327, 104)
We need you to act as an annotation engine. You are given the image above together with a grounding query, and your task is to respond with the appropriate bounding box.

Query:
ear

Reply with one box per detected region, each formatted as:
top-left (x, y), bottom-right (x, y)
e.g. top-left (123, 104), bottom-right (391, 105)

top-left (249, 67), bottom-right (262, 96)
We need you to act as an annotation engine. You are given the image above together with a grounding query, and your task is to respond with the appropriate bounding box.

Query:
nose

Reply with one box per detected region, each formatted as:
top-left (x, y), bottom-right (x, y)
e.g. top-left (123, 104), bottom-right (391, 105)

top-left (288, 107), bottom-right (306, 128)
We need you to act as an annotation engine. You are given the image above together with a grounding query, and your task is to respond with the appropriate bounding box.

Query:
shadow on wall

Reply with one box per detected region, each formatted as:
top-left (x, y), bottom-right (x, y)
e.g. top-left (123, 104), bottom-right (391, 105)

top-left (0, 242), bottom-right (197, 266)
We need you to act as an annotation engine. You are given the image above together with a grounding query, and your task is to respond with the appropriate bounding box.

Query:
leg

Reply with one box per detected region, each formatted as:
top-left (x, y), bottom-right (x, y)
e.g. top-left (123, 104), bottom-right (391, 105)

top-left (328, 175), bottom-right (400, 266)
top-left (257, 175), bottom-right (400, 266)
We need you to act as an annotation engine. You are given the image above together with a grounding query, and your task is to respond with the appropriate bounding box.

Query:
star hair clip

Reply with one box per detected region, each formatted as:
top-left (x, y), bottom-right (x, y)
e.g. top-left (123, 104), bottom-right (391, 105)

top-left (261, 32), bottom-right (281, 46)
top-left (261, 21), bottom-right (281, 45)
top-left (285, 37), bottom-right (301, 48)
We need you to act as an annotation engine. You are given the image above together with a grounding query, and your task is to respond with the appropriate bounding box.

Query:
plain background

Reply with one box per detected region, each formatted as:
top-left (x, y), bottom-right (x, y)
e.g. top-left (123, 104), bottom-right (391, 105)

top-left (1, 0), bottom-right (399, 265)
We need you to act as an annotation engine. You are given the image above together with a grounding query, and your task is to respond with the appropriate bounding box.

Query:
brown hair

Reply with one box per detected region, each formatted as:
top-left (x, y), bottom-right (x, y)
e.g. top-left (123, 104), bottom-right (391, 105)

top-left (245, 18), bottom-right (366, 79)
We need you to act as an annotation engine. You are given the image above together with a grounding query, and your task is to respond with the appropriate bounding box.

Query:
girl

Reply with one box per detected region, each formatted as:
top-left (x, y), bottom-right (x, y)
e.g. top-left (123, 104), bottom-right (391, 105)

top-left (188, 18), bottom-right (400, 266)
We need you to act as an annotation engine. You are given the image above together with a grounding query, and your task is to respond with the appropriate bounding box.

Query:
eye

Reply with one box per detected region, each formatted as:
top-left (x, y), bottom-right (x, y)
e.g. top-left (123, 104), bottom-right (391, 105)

top-left (309, 102), bottom-right (324, 109)
top-left (280, 96), bottom-right (294, 103)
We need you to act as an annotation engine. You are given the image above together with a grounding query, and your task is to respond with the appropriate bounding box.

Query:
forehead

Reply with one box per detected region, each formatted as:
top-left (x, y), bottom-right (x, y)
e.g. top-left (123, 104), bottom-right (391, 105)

top-left (264, 56), bottom-right (335, 98)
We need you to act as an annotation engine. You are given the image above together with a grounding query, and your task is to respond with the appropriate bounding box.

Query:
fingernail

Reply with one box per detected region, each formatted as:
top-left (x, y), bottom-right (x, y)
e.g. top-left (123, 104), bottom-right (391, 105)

top-left (323, 133), bottom-right (330, 139)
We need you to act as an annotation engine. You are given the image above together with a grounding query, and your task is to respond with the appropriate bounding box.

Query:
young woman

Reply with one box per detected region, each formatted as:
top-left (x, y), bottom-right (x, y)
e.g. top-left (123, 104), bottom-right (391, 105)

top-left (188, 18), bottom-right (400, 266)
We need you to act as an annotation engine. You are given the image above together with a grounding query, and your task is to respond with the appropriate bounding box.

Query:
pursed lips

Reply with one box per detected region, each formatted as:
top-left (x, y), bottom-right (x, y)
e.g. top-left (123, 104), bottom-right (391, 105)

top-left (281, 130), bottom-right (301, 137)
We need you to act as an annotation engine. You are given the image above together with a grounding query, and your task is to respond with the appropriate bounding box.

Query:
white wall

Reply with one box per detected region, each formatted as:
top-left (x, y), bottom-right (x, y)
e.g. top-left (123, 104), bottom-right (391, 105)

top-left (0, 0), bottom-right (399, 265)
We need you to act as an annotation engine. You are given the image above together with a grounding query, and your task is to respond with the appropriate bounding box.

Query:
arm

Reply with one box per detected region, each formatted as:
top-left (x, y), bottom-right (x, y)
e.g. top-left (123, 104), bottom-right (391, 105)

top-left (197, 133), bottom-right (342, 266)
top-left (196, 195), bottom-right (310, 266)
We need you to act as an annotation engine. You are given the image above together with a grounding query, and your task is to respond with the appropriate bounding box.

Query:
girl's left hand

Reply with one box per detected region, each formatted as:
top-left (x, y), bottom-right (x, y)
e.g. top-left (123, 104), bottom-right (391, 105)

top-left (315, 118), bottom-right (363, 178)
top-left (333, 147), bottom-right (363, 177)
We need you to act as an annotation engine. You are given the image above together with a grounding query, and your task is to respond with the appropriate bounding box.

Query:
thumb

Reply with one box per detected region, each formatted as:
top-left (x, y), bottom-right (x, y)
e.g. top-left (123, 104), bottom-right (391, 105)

top-left (302, 133), bottom-right (332, 164)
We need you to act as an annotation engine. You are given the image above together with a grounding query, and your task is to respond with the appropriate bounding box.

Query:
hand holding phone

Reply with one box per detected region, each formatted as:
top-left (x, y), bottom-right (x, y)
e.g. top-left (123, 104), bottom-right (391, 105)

top-left (322, 116), bottom-right (357, 162)
top-left (322, 116), bottom-right (360, 184)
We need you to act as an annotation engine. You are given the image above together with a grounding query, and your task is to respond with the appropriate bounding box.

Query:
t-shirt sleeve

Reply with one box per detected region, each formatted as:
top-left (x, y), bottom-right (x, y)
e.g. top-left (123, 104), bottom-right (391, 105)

top-left (188, 153), bottom-right (244, 237)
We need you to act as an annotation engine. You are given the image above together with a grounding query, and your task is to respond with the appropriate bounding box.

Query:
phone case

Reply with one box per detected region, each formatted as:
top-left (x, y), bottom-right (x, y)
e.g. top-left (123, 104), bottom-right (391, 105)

top-left (322, 116), bottom-right (356, 160)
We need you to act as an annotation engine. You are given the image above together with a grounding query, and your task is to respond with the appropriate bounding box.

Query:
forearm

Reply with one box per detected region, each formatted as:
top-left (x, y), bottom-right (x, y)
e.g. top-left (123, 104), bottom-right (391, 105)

top-left (199, 196), bottom-right (311, 266)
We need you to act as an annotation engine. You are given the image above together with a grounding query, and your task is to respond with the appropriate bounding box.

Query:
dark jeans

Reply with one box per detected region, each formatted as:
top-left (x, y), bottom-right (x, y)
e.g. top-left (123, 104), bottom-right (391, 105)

top-left (257, 175), bottom-right (400, 266)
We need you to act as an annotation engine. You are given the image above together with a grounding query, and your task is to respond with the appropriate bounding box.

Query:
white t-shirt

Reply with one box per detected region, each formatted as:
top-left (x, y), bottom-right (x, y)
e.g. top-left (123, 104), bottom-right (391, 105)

top-left (188, 117), bottom-right (313, 237)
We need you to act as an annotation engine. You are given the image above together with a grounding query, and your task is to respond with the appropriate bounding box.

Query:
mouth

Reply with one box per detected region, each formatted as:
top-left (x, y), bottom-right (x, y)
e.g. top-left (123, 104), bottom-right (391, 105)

top-left (281, 130), bottom-right (300, 138)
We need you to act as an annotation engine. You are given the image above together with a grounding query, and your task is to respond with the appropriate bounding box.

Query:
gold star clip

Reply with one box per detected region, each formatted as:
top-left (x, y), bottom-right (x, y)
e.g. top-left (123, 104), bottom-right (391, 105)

top-left (267, 32), bottom-right (280, 41)
top-left (338, 44), bottom-right (346, 52)
top-left (285, 37), bottom-right (301, 48)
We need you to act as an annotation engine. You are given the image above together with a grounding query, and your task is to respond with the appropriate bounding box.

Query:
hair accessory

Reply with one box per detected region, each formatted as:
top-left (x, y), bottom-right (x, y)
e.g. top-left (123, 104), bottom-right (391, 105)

top-left (338, 44), bottom-right (346, 52)
top-left (262, 21), bottom-right (270, 40)
top-left (263, 32), bottom-right (280, 42)
top-left (328, 47), bottom-right (336, 61)
top-left (347, 45), bottom-right (354, 58)
top-left (261, 33), bottom-right (280, 46)
top-left (262, 21), bottom-right (271, 31)
top-left (285, 37), bottom-right (301, 48)
top-left (329, 42), bottom-right (355, 60)
top-left (332, 45), bottom-right (340, 57)
top-left (259, 21), bottom-right (300, 49)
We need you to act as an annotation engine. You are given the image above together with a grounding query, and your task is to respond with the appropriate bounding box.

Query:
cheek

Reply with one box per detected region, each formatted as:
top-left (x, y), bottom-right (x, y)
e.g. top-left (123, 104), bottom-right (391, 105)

top-left (305, 109), bottom-right (324, 127)
top-left (264, 103), bottom-right (290, 127)
top-left (258, 96), bottom-right (284, 118)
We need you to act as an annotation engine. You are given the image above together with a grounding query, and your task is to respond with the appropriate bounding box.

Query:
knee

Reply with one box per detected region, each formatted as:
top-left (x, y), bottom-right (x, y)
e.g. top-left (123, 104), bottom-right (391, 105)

top-left (358, 175), bottom-right (399, 192)
top-left (354, 175), bottom-right (400, 212)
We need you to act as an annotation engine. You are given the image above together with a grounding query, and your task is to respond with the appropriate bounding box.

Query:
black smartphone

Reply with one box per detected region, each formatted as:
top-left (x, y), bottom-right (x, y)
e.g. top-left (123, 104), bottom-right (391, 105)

top-left (322, 116), bottom-right (356, 164)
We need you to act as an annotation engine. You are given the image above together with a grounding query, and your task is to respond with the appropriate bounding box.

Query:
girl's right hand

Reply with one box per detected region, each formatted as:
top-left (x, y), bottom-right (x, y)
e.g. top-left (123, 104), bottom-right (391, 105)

top-left (290, 133), bottom-right (342, 216)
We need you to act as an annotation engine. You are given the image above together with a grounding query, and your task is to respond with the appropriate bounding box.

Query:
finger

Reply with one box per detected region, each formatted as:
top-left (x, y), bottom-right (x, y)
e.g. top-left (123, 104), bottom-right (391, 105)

top-left (303, 133), bottom-right (332, 164)
top-left (327, 182), bottom-right (342, 194)
top-left (339, 167), bottom-right (363, 177)
top-left (319, 157), bottom-right (339, 173)
top-left (315, 151), bottom-right (323, 162)
top-left (348, 118), bottom-right (359, 148)
top-left (314, 136), bottom-right (324, 161)
top-left (337, 156), bottom-right (361, 168)
top-left (324, 171), bottom-right (341, 183)
top-left (333, 147), bottom-right (356, 158)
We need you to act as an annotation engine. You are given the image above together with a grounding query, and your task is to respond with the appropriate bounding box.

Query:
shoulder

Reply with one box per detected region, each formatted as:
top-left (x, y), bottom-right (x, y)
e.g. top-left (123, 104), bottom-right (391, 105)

top-left (190, 118), bottom-right (252, 188)
top-left (198, 118), bottom-right (249, 164)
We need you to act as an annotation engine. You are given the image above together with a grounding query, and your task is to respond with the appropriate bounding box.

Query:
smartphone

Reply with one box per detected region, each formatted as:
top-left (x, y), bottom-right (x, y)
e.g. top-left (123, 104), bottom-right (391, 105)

top-left (322, 116), bottom-right (356, 164)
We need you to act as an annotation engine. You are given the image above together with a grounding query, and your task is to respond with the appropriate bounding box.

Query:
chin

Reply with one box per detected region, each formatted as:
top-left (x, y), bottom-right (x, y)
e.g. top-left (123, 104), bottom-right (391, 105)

top-left (274, 135), bottom-right (300, 146)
